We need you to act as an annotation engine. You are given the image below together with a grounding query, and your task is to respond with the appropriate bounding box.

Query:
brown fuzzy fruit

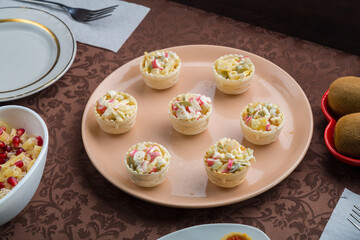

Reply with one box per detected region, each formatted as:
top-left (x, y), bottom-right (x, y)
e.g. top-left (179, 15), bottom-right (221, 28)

top-left (334, 113), bottom-right (360, 158)
top-left (328, 76), bottom-right (360, 117)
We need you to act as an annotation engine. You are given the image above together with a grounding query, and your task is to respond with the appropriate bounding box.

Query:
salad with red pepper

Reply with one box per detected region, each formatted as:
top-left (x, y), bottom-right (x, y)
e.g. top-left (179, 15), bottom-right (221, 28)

top-left (204, 138), bottom-right (255, 174)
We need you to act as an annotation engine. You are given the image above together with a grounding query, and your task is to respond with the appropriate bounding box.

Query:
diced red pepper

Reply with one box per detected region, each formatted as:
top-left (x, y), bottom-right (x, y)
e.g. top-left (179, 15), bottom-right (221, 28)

top-left (0, 126), bottom-right (6, 132)
top-left (164, 52), bottom-right (168, 57)
top-left (227, 159), bottom-right (234, 170)
top-left (145, 146), bottom-right (154, 156)
top-left (149, 167), bottom-right (157, 173)
top-left (237, 56), bottom-right (249, 61)
top-left (206, 159), bottom-right (215, 167)
top-left (244, 116), bottom-right (252, 125)
top-left (151, 59), bottom-right (163, 70)
top-left (129, 149), bottom-right (137, 157)
top-left (0, 182), bottom-right (4, 189)
top-left (149, 151), bottom-right (160, 162)
top-left (0, 128), bottom-right (3, 135)
top-left (185, 106), bottom-right (192, 113)
top-left (97, 103), bottom-right (107, 115)
top-left (266, 124), bottom-right (271, 131)
top-left (196, 96), bottom-right (204, 105)
top-left (172, 104), bottom-right (178, 112)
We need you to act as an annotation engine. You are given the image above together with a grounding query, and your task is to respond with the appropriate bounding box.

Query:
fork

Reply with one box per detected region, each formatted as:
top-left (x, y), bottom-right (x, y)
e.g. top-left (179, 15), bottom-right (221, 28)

top-left (347, 205), bottom-right (360, 231)
top-left (15, 0), bottom-right (118, 22)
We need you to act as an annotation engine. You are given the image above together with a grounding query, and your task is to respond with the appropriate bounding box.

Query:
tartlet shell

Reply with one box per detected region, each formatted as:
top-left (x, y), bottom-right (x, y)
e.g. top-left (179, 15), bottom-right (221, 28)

top-left (139, 51), bottom-right (181, 90)
top-left (168, 93), bottom-right (212, 135)
top-left (239, 103), bottom-right (285, 145)
top-left (212, 54), bottom-right (255, 95)
top-left (94, 92), bottom-right (137, 134)
top-left (204, 164), bottom-right (250, 188)
top-left (124, 142), bottom-right (171, 187)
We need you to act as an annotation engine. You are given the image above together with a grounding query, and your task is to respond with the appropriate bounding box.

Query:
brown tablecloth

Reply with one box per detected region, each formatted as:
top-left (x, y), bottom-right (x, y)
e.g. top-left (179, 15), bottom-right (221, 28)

top-left (1, 0), bottom-right (360, 239)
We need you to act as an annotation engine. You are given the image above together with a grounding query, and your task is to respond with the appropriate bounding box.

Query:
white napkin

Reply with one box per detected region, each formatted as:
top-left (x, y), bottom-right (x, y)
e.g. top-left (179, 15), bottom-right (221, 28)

top-left (320, 188), bottom-right (360, 240)
top-left (0, 0), bottom-right (150, 52)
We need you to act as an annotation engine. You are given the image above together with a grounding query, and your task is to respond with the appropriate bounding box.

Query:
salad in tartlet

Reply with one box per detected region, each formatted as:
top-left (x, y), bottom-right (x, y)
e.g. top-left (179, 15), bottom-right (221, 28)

top-left (204, 137), bottom-right (255, 188)
top-left (213, 54), bottom-right (255, 95)
top-left (125, 142), bottom-right (171, 187)
top-left (140, 49), bottom-right (181, 90)
top-left (240, 102), bottom-right (285, 145)
top-left (168, 93), bottom-right (212, 135)
top-left (94, 90), bottom-right (137, 134)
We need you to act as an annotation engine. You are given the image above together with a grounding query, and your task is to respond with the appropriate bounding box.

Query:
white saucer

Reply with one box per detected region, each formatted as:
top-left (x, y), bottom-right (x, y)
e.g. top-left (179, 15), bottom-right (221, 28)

top-left (158, 223), bottom-right (271, 240)
top-left (0, 7), bottom-right (76, 101)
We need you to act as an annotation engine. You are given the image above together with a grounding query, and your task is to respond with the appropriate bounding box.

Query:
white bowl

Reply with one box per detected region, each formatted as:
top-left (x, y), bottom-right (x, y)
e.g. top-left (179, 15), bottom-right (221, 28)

top-left (0, 105), bottom-right (48, 225)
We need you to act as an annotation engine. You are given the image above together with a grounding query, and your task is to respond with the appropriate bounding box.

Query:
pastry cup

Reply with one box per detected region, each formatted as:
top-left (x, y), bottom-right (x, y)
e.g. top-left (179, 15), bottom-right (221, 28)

top-left (168, 93), bottom-right (212, 135)
top-left (124, 142), bottom-right (171, 187)
top-left (240, 102), bottom-right (285, 145)
top-left (94, 92), bottom-right (137, 134)
top-left (139, 50), bottom-right (181, 90)
top-left (212, 54), bottom-right (255, 95)
top-left (204, 164), bottom-right (249, 188)
top-left (203, 138), bottom-right (254, 188)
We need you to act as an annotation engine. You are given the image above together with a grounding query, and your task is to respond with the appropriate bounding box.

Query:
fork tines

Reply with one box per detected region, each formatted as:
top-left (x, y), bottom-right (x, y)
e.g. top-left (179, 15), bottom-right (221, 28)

top-left (348, 205), bottom-right (360, 231)
top-left (84, 5), bottom-right (118, 22)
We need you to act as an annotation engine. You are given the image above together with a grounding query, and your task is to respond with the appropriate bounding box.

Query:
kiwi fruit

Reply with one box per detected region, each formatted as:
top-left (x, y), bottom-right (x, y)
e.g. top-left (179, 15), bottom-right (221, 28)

top-left (334, 113), bottom-right (360, 158)
top-left (328, 76), bottom-right (360, 117)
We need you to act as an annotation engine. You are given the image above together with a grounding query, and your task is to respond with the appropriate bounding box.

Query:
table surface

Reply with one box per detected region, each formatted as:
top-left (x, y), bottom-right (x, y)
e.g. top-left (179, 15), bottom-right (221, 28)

top-left (1, 0), bottom-right (360, 239)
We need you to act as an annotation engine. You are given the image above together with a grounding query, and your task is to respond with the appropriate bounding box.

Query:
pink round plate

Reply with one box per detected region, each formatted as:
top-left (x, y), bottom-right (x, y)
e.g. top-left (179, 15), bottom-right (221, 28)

top-left (81, 45), bottom-right (313, 208)
top-left (321, 90), bottom-right (360, 166)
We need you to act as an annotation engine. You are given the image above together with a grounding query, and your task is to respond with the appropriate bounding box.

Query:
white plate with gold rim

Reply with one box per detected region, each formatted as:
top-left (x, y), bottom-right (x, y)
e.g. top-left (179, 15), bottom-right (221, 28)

top-left (0, 7), bottom-right (76, 102)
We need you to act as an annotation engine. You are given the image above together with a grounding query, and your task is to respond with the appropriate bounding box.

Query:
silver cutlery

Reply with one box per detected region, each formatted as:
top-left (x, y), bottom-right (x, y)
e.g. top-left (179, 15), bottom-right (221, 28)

top-left (347, 205), bottom-right (360, 231)
top-left (15, 0), bottom-right (118, 22)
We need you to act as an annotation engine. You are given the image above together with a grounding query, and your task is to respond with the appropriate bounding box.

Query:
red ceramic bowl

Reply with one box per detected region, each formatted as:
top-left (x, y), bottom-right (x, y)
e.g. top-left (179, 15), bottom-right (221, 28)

top-left (321, 90), bottom-right (360, 166)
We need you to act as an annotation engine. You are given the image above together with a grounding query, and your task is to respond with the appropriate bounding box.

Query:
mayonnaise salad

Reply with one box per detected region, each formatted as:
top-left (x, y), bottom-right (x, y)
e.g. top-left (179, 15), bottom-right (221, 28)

top-left (126, 142), bottom-right (169, 174)
top-left (214, 54), bottom-right (255, 81)
top-left (170, 93), bottom-right (212, 121)
top-left (242, 102), bottom-right (284, 131)
top-left (204, 138), bottom-right (255, 174)
top-left (95, 90), bottom-right (137, 122)
top-left (142, 50), bottom-right (180, 76)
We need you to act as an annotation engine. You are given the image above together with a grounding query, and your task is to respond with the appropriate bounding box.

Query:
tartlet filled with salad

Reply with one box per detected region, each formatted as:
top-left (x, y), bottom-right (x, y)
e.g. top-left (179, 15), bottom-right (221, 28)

top-left (203, 138), bottom-right (255, 188)
top-left (125, 142), bottom-right (171, 187)
top-left (168, 93), bottom-right (212, 135)
top-left (213, 54), bottom-right (255, 95)
top-left (139, 49), bottom-right (181, 90)
top-left (240, 102), bottom-right (285, 145)
top-left (94, 90), bottom-right (137, 134)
